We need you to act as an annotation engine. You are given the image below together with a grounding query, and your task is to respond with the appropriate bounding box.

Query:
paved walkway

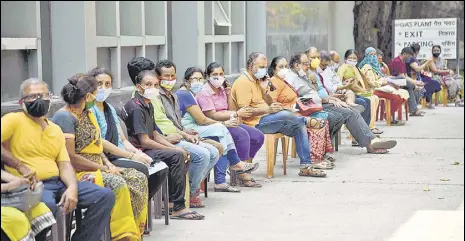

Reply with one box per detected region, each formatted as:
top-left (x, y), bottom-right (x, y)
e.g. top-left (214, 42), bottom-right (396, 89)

top-left (146, 106), bottom-right (464, 241)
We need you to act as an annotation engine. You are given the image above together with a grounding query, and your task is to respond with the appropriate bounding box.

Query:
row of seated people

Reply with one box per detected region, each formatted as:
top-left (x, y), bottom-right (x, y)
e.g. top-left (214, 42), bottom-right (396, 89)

top-left (2, 43), bottom-right (461, 241)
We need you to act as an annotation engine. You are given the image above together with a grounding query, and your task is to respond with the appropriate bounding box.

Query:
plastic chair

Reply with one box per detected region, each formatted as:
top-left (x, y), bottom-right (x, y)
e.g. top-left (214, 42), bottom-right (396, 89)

top-left (376, 98), bottom-right (409, 126)
top-left (265, 133), bottom-right (290, 178)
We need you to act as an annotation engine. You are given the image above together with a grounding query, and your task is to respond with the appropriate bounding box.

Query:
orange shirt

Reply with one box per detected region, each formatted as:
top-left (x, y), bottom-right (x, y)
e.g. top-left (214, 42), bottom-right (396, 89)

top-left (269, 76), bottom-right (298, 108)
top-left (231, 72), bottom-right (269, 126)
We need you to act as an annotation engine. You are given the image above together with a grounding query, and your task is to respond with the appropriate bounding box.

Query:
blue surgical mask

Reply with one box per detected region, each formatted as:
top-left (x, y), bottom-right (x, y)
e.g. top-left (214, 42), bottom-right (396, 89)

top-left (254, 68), bottom-right (267, 79)
top-left (190, 82), bottom-right (204, 94)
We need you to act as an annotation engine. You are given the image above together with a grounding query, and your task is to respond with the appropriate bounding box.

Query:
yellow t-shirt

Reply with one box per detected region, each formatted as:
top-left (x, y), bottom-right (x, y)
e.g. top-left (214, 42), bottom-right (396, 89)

top-left (1, 112), bottom-right (70, 180)
top-left (152, 98), bottom-right (178, 135)
top-left (231, 72), bottom-right (269, 126)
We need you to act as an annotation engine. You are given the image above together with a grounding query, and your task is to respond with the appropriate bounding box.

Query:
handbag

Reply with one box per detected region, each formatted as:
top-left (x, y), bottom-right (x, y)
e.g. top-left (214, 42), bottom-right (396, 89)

top-left (1, 182), bottom-right (44, 212)
top-left (282, 79), bottom-right (323, 116)
top-left (296, 98), bottom-right (323, 116)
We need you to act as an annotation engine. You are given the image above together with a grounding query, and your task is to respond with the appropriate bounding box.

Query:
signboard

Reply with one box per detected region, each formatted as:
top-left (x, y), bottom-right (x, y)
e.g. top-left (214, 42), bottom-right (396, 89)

top-left (393, 18), bottom-right (458, 60)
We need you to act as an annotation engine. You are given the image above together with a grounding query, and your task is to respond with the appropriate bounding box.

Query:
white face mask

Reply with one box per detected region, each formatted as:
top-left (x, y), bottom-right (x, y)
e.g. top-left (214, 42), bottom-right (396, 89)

top-left (346, 60), bottom-right (358, 66)
top-left (141, 87), bottom-right (160, 100)
top-left (96, 88), bottom-right (112, 102)
top-left (277, 68), bottom-right (290, 79)
top-left (298, 68), bottom-right (307, 77)
top-left (190, 82), bottom-right (204, 94)
top-left (209, 76), bottom-right (225, 88)
top-left (254, 68), bottom-right (267, 79)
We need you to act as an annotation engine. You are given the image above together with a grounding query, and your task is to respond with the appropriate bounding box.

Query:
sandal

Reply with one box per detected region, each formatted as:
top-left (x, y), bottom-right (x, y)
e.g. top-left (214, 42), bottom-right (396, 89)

top-left (234, 162), bottom-right (259, 175)
top-left (371, 140), bottom-right (397, 150)
top-left (214, 184), bottom-right (241, 193)
top-left (367, 148), bottom-right (389, 154)
top-left (189, 195), bottom-right (205, 208)
top-left (391, 120), bottom-right (406, 126)
top-left (298, 166), bottom-right (327, 177)
top-left (371, 128), bottom-right (384, 135)
top-left (410, 110), bottom-right (424, 117)
top-left (312, 162), bottom-right (334, 170)
top-left (324, 156), bottom-right (336, 163)
top-left (306, 117), bottom-right (325, 129)
top-left (236, 175), bottom-right (262, 188)
top-left (171, 211), bottom-right (205, 220)
top-left (352, 140), bottom-right (360, 147)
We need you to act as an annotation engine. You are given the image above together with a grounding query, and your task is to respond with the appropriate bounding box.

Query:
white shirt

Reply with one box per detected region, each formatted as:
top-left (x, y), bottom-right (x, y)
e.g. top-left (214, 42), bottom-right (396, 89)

top-left (319, 67), bottom-right (342, 94)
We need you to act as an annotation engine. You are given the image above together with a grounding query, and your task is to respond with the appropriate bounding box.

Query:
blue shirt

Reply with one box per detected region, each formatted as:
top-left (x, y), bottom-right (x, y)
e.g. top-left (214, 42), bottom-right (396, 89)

top-left (314, 72), bottom-right (329, 99)
top-left (175, 89), bottom-right (198, 117)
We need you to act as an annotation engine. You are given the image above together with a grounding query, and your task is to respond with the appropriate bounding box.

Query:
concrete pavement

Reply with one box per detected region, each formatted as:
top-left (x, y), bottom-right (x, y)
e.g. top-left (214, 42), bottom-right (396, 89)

top-left (146, 106), bottom-right (464, 241)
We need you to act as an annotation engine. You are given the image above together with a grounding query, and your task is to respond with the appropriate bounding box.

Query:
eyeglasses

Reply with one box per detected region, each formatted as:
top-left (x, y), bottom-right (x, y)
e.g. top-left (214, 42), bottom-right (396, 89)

top-left (189, 77), bottom-right (205, 82)
top-left (21, 92), bottom-right (52, 102)
top-left (301, 62), bottom-right (310, 66)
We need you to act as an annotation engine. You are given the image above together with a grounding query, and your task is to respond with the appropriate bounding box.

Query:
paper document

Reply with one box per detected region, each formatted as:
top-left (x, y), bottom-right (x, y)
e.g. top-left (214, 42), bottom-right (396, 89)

top-left (387, 76), bottom-right (407, 86)
top-left (149, 161), bottom-right (168, 175)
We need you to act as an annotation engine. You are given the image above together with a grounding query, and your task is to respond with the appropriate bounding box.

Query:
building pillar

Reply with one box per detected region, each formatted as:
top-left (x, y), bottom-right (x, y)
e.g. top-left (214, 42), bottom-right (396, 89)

top-left (50, 1), bottom-right (96, 93)
top-left (331, 1), bottom-right (355, 59)
top-left (171, 1), bottom-right (204, 80)
top-left (246, 1), bottom-right (266, 56)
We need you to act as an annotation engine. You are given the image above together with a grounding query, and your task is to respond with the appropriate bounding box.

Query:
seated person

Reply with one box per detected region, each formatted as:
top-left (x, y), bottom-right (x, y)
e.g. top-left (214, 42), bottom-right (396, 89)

top-left (52, 74), bottom-right (149, 239)
top-left (1, 169), bottom-right (55, 241)
top-left (126, 58), bottom-right (220, 208)
top-left (377, 49), bottom-right (391, 76)
top-left (88, 67), bottom-right (168, 205)
top-left (329, 50), bottom-right (341, 72)
top-left (429, 45), bottom-right (463, 106)
top-left (360, 47), bottom-right (410, 126)
top-left (1, 78), bottom-right (114, 241)
top-left (268, 56), bottom-right (334, 175)
top-left (389, 47), bottom-right (425, 116)
top-left (231, 52), bottom-right (318, 177)
top-left (196, 62), bottom-right (266, 181)
top-left (177, 67), bottom-right (260, 189)
top-left (336, 49), bottom-right (381, 134)
top-left (407, 43), bottom-right (438, 109)
top-left (121, 69), bottom-right (205, 220)
top-left (290, 51), bottom-right (398, 155)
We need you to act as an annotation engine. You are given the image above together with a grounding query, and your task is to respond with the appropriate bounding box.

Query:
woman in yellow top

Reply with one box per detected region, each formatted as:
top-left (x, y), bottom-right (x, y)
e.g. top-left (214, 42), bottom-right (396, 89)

top-left (338, 49), bottom-right (380, 133)
top-left (52, 74), bottom-right (148, 241)
top-left (1, 169), bottom-right (56, 241)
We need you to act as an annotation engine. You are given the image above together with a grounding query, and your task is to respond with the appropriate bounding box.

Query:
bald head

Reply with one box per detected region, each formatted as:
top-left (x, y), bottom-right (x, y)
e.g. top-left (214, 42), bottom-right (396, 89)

top-left (329, 50), bottom-right (340, 63)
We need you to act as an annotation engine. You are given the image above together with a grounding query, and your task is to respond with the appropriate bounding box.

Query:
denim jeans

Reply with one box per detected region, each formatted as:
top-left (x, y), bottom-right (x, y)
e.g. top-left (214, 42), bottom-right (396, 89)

top-left (176, 140), bottom-right (219, 195)
top-left (404, 81), bottom-right (420, 113)
top-left (355, 96), bottom-right (371, 126)
top-left (255, 110), bottom-right (311, 165)
top-left (40, 178), bottom-right (115, 241)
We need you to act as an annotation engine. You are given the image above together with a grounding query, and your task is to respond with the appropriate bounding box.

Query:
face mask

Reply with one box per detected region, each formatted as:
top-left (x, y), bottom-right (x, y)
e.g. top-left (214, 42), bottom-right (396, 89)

top-left (209, 76), bottom-right (225, 88)
top-left (404, 57), bottom-right (412, 63)
top-left (346, 60), bottom-right (358, 66)
top-left (298, 68), bottom-right (307, 77)
top-left (141, 87), bottom-right (160, 100)
top-left (331, 63), bottom-right (339, 71)
top-left (277, 68), bottom-right (289, 79)
top-left (254, 68), bottom-right (267, 79)
top-left (160, 79), bottom-right (177, 91)
top-left (310, 58), bottom-right (321, 69)
top-left (22, 99), bottom-right (50, 118)
top-left (432, 53), bottom-right (440, 58)
top-left (190, 82), bottom-right (204, 94)
top-left (96, 88), bottom-right (112, 102)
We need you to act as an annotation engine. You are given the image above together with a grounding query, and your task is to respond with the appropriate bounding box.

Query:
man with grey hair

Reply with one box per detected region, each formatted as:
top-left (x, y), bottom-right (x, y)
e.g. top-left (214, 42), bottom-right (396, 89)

top-left (329, 50), bottom-right (341, 72)
top-left (1, 78), bottom-right (115, 241)
top-left (231, 52), bottom-right (324, 177)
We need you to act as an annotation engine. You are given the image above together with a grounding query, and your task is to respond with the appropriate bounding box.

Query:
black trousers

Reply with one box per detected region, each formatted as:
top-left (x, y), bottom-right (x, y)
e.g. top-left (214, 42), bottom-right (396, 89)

top-left (143, 149), bottom-right (188, 212)
top-left (112, 158), bottom-right (168, 200)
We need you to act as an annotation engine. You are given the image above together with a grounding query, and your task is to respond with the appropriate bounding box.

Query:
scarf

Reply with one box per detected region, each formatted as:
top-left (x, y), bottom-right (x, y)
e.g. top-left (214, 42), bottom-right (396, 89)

top-left (103, 102), bottom-right (120, 161)
top-left (358, 47), bottom-right (383, 76)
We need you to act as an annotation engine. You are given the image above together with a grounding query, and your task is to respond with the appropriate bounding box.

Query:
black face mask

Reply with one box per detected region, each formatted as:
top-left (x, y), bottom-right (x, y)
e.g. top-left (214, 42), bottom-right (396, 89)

top-left (23, 99), bottom-right (51, 117)
top-left (432, 53), bottom-right (440, 58)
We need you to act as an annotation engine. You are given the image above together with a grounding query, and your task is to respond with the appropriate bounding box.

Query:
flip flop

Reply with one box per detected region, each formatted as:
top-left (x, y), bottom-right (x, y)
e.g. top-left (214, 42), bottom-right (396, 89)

top-left (234, 163), bottom-right (259, 175)
top-left (325, 156), bottom-right (336, 163)
top-left (371, 140), bottom-right (397, 150)
top-left (368, 149), bottom-right (389, 154)
top-left (171, 211), bottom-right (205, 220)
top-left (371, 128), bottom-right (384, 134)
top-left (214, 184), bottom-right (241, 193)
